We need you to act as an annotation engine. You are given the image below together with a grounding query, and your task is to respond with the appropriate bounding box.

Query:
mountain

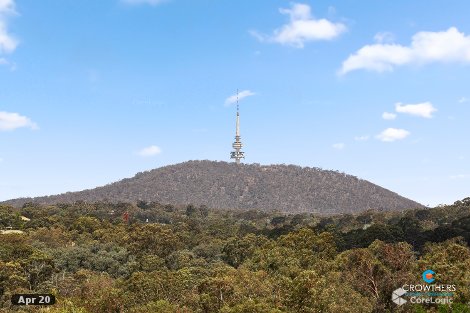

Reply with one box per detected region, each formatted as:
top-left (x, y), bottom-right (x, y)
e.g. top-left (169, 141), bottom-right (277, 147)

top-left (2, 160), bottom-right (424, 213)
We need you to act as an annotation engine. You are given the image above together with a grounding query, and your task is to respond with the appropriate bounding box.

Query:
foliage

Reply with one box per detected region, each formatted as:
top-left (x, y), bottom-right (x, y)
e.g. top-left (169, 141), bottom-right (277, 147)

top-left (0, 198), bottom-right (469, 312)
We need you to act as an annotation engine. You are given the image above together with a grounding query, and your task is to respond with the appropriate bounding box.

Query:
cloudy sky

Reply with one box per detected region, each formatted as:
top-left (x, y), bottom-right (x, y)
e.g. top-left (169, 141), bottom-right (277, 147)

top-left (1, 0), bottom-right (469, 206)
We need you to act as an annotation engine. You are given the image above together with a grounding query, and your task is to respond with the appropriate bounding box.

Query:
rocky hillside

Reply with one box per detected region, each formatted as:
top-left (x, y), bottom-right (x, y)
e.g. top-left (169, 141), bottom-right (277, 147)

top-left (3, 160), bottom-right (424, 213)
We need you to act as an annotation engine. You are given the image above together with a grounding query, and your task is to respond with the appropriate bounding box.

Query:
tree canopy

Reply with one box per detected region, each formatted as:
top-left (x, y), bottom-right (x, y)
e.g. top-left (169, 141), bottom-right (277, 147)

top-left (0, 199), bottom-right (469, 312)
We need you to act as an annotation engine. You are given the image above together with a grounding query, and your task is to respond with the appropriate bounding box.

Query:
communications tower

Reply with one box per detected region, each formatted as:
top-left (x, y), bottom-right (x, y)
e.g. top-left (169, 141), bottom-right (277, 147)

top-left (230, 91), bottom-right (245, 164)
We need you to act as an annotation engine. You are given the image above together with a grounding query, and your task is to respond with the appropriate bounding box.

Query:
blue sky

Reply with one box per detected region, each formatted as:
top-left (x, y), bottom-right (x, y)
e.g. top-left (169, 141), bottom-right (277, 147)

top-left (1, 0), bottom-right (469, 206)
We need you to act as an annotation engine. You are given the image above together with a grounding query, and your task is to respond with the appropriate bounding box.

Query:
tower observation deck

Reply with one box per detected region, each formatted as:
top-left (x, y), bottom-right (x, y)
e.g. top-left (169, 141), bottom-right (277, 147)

top-left (230, 92), bottom-right (245, 164)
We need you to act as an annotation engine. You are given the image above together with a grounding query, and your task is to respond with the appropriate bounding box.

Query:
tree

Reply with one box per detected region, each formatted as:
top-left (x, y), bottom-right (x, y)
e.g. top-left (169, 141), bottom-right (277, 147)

top-left (337, 240), bottom-right (417, 312)
top-left (419, 237), bottom-right (470, 304)
top-left (222, 234), bottom-right (268, 268)
top-left (125, 224), bottom-right (182, 258)
top-left (72, 216), bottom-right (102, 234)
top-left (285, 270), bottom-right (373, 313)
top-left (129, 300), bottom-right (186, 313)
top-left (278, 228), bottom-right (337, 268)
top-left (220, 299), bottom-right (282, 313)
top-left (22, 250), bottom-right (55, 290)
top-left (73, 270), bottom-right (124, 313)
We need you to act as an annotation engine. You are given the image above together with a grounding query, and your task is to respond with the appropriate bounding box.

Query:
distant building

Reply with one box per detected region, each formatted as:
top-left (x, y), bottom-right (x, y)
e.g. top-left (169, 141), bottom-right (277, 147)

top-left (1, 229), bottom-right (24, 235)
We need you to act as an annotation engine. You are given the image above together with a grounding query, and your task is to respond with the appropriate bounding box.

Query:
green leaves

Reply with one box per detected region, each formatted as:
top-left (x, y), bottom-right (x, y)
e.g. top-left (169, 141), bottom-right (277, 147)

top-left (1, 200), bottom-right (470, 312)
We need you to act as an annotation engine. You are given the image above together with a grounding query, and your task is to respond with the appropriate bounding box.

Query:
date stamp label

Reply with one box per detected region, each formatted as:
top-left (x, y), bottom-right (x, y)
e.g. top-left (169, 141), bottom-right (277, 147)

top-left (11, 294), bottom-right (56, 305)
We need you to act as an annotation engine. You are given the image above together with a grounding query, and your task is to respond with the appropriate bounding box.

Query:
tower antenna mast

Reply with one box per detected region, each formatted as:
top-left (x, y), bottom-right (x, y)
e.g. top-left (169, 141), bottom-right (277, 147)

top-left (230, 89), bottom-right (245, 164)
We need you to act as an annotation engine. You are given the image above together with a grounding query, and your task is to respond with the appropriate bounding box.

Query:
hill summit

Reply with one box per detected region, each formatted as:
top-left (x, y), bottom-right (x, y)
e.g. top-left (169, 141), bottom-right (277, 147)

top-left (3, 160), bottom-right (423, 213)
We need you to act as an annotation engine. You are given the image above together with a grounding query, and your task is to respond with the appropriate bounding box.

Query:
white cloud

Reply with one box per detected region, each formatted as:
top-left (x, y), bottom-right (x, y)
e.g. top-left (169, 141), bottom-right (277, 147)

top-left (374, 32), bottom-right (395, 44)
top-left (250, 3), bottom-right (346, 48)
top-left (121, 0), bottom-right (166, 5)
top-left (0, 0), bottom-right (17, 57)
top-left (395, 102), bottom-right (437, 118)
top-left (458, 97), bottom-right (468, 103)
top-left (332, 143), bottom-right (345, 150)
top-left (0, 0), bottom-right (15, 13)
top-left (376, 128), bottom-right (410, 142)
top-left (340, 27), bottom-right (470, 74)
top-left (224, 90), bottom-right (255, 106)
top-left (382, 112), bottom-right (397, 120)
top-left (0, 111), bottom-right (38, 131)
top-left (0, 157), bottom-right (3, 162)
top-left (354, 135), bottom-right (369, 141)
top-left (138, 145), bottom-right (161, 157)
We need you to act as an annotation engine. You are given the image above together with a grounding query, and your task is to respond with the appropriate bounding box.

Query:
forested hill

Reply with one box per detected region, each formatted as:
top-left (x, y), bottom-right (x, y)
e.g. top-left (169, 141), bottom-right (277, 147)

top-left (3, 160), bottom-right (423, 213)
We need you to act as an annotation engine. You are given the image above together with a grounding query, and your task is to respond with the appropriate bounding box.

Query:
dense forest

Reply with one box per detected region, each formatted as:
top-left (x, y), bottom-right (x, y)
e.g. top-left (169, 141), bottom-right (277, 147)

top-left (3, 161), bottom-right (423, 213)
top-left (1, 198), bottom-right (470, 312)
